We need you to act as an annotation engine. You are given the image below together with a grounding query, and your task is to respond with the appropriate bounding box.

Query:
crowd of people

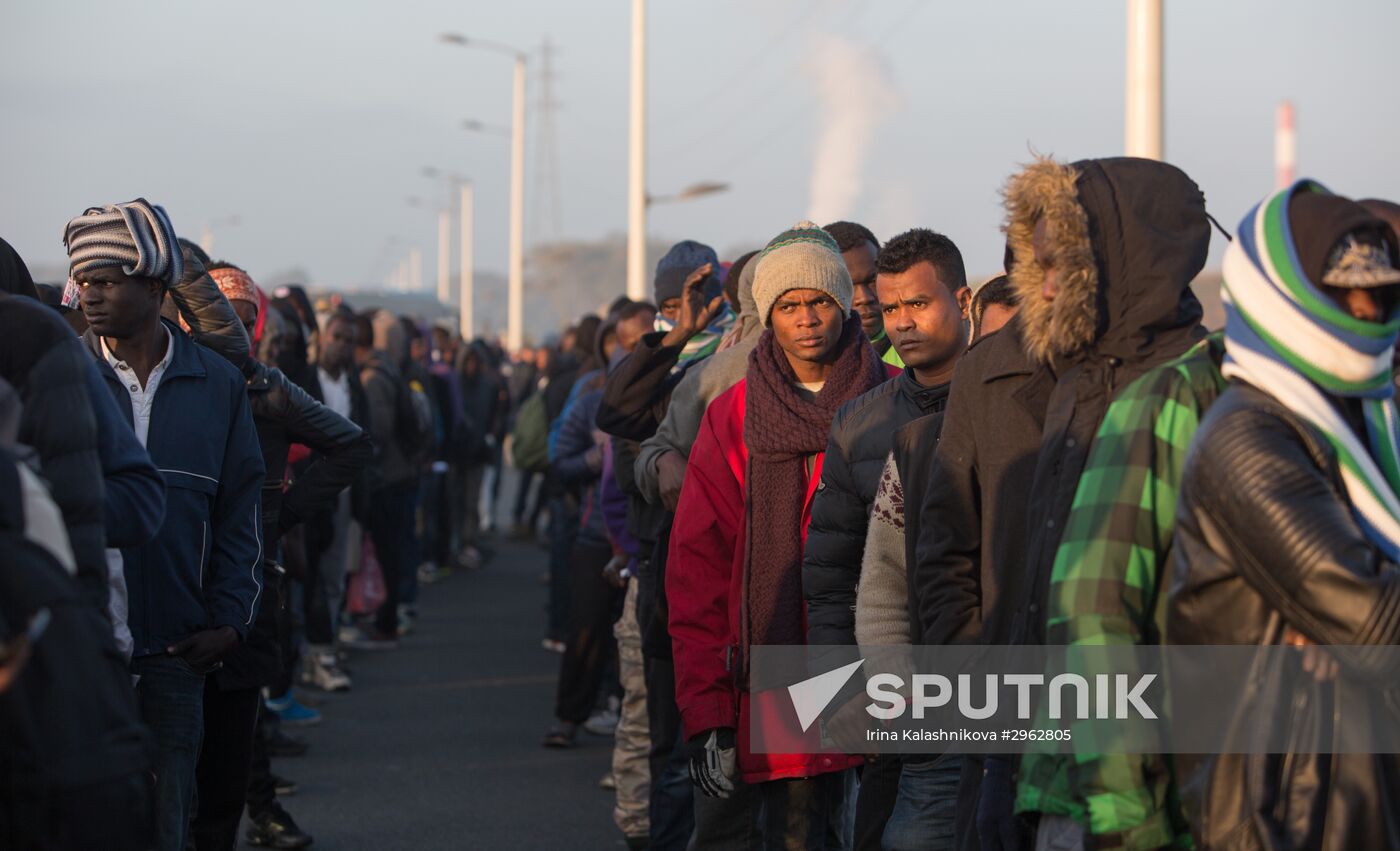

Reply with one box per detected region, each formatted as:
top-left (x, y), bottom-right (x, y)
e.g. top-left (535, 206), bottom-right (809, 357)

top-left (0, 199), bottom-right (522, 851)
top-left (3, 152), bottom-right (1400, 851)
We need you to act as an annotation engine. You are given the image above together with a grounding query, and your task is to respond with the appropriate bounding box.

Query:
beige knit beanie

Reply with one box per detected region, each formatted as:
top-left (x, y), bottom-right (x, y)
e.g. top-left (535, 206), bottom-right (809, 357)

top-left (752, 220), bottom-right (854, 327)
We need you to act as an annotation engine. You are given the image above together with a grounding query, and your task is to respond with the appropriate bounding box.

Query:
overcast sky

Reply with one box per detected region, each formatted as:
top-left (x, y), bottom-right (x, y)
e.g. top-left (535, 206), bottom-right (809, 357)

top-left (4, 0), bottom-right (1395, 289)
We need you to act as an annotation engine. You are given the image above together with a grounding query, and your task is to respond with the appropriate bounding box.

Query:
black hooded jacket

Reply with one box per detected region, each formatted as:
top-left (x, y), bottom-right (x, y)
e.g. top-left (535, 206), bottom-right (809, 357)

top-left (1005, 157), bottom-right (1208, 646)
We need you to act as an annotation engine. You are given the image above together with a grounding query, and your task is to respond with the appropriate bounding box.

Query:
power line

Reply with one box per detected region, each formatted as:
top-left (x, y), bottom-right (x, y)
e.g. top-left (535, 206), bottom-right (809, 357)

top-left (531, 36), bottom-right (564, 242)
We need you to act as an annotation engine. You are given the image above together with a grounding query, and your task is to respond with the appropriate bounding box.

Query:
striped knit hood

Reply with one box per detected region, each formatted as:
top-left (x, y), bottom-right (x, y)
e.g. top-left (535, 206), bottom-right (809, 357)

top-left (1222, 180), bottom-right (1400, 556)
top-left (1003, 156), bottom-right (1209, 365)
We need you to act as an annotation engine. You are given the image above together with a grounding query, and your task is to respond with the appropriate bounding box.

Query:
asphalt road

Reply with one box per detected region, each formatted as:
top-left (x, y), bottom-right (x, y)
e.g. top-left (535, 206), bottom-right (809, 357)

top-left (266, 527), bottom-right (625, 849)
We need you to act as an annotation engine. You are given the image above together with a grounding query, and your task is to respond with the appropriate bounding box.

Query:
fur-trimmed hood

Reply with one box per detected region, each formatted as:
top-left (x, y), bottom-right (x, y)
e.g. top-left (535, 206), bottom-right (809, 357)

top-left (1003, 156), bottom-right (1209, 364)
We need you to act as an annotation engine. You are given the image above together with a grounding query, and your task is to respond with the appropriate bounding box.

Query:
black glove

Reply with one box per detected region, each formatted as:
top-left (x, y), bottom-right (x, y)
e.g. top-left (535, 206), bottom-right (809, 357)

top-left (686, 727), bottom-right (737, 798)
top-left (976, 757), bottom-right (1023, 851)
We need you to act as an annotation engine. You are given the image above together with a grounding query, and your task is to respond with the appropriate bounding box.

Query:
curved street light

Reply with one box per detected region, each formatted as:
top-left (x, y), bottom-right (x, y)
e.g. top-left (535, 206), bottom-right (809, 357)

top-left (439, 31), bottom-right (527, 350)
top-left (648, 181), bottom-right (730, 207)
top-left (462, 118), bottom-right (511, 137)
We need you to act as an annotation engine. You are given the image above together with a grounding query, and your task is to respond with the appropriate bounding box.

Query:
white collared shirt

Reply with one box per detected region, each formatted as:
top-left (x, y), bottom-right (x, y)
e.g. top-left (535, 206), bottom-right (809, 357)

top-left (102, 325), bottom-right (174, 448)
top-left (318, 366), bottom-right (351, 419)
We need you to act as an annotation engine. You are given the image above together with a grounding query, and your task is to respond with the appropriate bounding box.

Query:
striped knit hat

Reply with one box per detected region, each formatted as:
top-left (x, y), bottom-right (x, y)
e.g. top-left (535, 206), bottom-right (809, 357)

top-left (752, 220), bottom-right (852, 327)
top-left (63, 198), bottom-right (183, 285)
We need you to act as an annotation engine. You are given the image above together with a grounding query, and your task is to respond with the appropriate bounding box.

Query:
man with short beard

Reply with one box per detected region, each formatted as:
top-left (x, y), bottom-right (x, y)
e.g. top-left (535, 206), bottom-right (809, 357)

top-left (669, 221), bottom-right (894, 846)
top-left (802, 228), bottom-right (971, 849)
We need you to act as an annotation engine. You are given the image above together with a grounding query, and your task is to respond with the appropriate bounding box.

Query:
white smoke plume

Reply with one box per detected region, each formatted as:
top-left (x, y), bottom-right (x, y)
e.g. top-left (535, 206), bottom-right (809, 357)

top-left (805, 34), bottom-right (902, 225)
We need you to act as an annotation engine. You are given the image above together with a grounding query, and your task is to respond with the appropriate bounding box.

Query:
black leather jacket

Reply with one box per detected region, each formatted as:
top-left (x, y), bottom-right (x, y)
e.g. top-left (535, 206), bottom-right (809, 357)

top-left (247, 360), bottom-right (373, 552)
top-left (1169, 381), bottom-right (1400, 850)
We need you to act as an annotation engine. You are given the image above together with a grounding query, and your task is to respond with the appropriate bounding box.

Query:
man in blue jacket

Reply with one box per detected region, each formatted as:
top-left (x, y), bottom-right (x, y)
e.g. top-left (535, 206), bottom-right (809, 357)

top-left (65, 199), bottom-right (265, 851)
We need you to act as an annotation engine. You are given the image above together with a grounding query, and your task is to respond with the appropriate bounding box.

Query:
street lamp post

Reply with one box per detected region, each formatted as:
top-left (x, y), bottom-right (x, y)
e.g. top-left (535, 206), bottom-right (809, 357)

top-left (441, 33), bottom-right (527, 350)
top-left (626, 0), bottom-right (647, 301)
top-left (1125, 0), bottom-right (1163, 160)
top-left (460, 181), bottom-right (474, 339)
top-left (437, 208), bottom-right (452, 304)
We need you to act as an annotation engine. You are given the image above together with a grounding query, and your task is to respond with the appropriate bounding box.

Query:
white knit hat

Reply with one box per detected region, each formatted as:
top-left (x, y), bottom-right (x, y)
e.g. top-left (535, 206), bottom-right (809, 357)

top-left (752, 220), bottom-right (854, 327)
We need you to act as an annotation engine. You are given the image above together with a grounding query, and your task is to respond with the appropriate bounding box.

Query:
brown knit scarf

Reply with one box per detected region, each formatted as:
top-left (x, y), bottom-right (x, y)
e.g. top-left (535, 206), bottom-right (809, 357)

top-left (741, 315), bottom-right (886, 668)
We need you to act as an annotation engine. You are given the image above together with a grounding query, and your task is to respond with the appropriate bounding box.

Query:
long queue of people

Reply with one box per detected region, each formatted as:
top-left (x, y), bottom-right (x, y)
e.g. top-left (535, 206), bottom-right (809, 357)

top-left (535, 158), bottom-right (1400, 851)
top-left (5, 152), bottom-right (1400, 851)
top-left (0, 198), bottom-right (517, 851)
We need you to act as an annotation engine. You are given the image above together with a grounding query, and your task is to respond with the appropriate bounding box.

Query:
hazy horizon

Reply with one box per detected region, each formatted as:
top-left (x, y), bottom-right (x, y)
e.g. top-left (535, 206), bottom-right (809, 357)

top-left (5, 1), bottom-right (1395, 302)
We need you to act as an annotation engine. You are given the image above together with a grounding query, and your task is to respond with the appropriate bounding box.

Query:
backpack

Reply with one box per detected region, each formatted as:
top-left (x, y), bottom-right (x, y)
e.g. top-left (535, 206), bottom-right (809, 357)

top-left (400, 376), bottom-right (436, 459)
top-left (510, 391), bottom-right (551, 473)
top-left (369, 357), bottom-right (432, 461)
top-left (0, 447), bottom-right (154, 850)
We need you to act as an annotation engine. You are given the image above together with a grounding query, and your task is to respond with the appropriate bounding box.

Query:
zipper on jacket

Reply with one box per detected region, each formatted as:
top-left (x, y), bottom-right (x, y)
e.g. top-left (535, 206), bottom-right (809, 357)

top-left (197, 521), bottom-right (207, 588)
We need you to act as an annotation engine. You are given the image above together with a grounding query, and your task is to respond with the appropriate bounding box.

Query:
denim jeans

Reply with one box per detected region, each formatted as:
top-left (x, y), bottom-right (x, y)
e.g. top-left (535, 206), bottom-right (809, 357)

top-left (132, 653), bottom-right (207, 851)
top-left (545, 492), bottom-right (577, 641)
top-left (852, 757), bottom-right (902, 850)
top-left (881, 756), bottom-right (962, 851)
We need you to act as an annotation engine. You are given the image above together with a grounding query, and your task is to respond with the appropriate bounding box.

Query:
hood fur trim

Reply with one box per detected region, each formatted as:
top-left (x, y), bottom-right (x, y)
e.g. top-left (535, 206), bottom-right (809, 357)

top-left (1002, 157), bottom-right (1098, 363)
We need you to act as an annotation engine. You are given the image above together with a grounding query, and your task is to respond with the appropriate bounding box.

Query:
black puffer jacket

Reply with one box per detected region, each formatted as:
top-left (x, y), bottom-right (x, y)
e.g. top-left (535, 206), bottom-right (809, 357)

top-left (804, 369), bottom-right (948, 648)
top-left (0, 294), bottom-right (107, 607)
top-left (1168, 382), bottom-right (1400, 851)
top-left (164, 257), bottom-right (250, 372)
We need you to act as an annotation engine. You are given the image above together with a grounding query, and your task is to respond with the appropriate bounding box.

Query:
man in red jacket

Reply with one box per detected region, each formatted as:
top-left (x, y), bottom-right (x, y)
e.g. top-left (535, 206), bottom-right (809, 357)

top-left (668, 221), bottom-right (896, 847)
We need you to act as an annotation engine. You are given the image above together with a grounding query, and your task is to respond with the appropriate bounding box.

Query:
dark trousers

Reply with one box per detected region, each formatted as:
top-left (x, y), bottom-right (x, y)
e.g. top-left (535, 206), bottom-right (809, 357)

top-left (513, 470), bottom-right (539, 526)
top-left (422, 467), bottom-right (452, 567)
top-left (545, 492), bottom-right (578, 641)
top-left (246, 703), bottom-right (278, 817)
top-left (852, 757), bottom-right (902, 851)
top-left (693, 770), bottom-right (849, 850)
top-left (451, 462), bottom-right (486, 550)
top-left (192, 684), bottom-right (260, 851)
top-left (368, 480), bottom-right (418, 635)
top-left (554, 539), bottom-right (621, 723)
top-left (131, 654), bottom-right (206, 851)
top-left (645, 656), bottom-right (694, 850)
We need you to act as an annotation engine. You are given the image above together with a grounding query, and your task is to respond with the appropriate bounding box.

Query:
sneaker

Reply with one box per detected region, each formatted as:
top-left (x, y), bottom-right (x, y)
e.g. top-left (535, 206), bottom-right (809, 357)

top-left (418, 562), bottom-right (452, 584)
top-left (266, 692), bottom-right (323, 727)
top-left (541, 638), bottom-right (566, 653)
top-left (396, 604), bottom-right (417, 637)
top-left (265, 728), bottom-right (309, 758)
top-left (302, 653), bottom-right (352, 693)
top-left (542, 721), bottom-right (577, 749)
top-left (345, 628), bottom-right (399, 650)
top-left (583, 706), bottom-right (619, 737)
top-left (598, 772), bottom-right (616, 790)
top-left (245, 803), bottom-right (314, 849)
top-left (336, 624), bottom-right (362, 646)
top-left (273, 773), bottom-right (298, 796)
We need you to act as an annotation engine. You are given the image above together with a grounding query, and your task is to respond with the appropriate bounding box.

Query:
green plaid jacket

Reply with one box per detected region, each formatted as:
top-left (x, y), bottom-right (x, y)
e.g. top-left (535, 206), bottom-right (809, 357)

top-left (1015, 334), bottom-right (1225, 851)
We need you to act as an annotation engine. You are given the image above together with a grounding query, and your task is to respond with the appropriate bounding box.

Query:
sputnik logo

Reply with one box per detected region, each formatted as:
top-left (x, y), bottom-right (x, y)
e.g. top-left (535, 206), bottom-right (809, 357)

top-left (788, 659), bottom-right (864, 732)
